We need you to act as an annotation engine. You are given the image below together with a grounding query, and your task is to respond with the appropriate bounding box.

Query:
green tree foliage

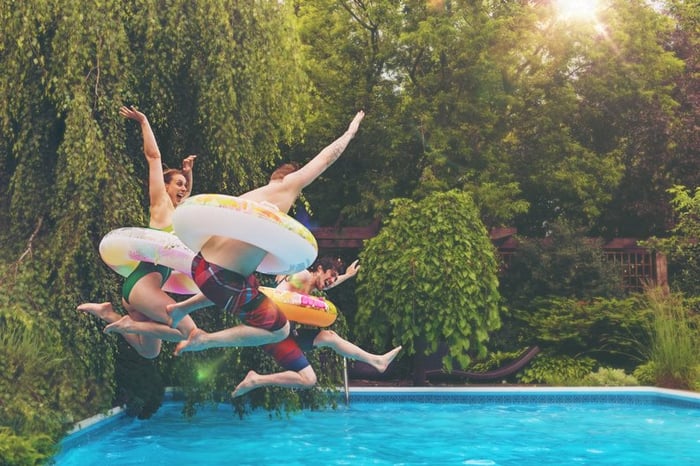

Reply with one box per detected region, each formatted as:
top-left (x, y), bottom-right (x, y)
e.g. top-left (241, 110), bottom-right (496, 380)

top-left (295, 1), bottom-right (693, 241)
top-left (644, 185), bottom-right (700, 295)
top-left (355, 190), bottom-right (501, 384)
top-left (101, 0), bottom-right (311, 195)
top-left (292, 0), bottom-right (401, 224)
top-left (494, 0), bottom-right (683, 234)
top-left (586, 0), bottom-right (687, 236)
top-left (0, 427), bottom-right (54, 466)
top-left (0, 0), bottom-right (312, 445)
top-left (664, 0), bottom-right (700, 192)
top-left (297, 0), bottom-right (538, 226)
top-left (499, 221), bottom-right (626, 309)
top-left (393, 0), bottom-right (538, 223)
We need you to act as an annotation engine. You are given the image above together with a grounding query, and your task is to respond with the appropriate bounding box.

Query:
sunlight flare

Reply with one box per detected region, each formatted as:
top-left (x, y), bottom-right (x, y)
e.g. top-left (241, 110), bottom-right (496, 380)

top-left (554, 0), bottom-right (601, 22)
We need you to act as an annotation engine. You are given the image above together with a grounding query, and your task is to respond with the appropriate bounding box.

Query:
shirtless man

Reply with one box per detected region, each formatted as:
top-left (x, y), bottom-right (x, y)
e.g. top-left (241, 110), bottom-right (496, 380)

top-left (232, 256), bottom-right (401, 397)
top-left (168, 111), bottom-right (365, 355)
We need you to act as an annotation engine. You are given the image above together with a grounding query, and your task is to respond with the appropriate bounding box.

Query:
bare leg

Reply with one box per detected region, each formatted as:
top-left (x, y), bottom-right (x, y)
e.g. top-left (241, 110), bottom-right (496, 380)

top-left (174, 321), bottom-right (290, 356)
top-left (77, 302), bottom-right (161, 359)
top-left (120, 278), bottom-right (197, 341)
top-left (232, 366), bottom-right (317, 398)
top-left (77, 302), bottom-right (122, 324)
top-left (314, 330), bottom-right (402, 373)
top-left (167, 292), bottom-right (213, 328)
top-left (104, 315), bottom-right (188, 342)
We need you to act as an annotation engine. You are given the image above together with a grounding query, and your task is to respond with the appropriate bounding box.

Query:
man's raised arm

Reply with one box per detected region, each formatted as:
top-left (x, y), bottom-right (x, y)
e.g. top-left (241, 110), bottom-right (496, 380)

top-left (285, 111), bottom-right (365, 190)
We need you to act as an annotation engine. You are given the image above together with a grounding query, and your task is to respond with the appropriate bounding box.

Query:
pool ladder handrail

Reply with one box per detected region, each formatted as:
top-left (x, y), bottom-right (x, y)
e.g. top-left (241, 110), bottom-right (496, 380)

top-left (343, 357), bottom-right (350, 405)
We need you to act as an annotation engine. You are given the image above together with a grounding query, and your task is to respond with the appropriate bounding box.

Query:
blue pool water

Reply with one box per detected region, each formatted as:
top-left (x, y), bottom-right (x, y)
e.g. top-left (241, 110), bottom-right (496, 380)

top-left (54, 388), bottom-right (700, 465)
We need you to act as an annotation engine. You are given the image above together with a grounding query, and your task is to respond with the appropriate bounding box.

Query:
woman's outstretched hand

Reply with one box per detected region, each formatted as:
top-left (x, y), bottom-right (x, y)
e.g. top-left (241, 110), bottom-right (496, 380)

top-left (182, 155), bottom-right (197, 175)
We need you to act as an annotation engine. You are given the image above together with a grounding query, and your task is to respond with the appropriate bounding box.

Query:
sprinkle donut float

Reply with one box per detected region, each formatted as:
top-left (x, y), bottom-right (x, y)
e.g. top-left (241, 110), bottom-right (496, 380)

top-left (259, 286), bottom-right (338, 327)
top-left (172, 194), bottom-right (318, 275)
top-left (99, 227), bottom-right (199, 295)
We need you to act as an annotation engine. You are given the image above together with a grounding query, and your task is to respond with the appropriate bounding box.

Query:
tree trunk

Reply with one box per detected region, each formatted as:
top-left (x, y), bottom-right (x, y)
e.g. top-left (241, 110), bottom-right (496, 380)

top-left (412, 335), bottom-right (428, 386)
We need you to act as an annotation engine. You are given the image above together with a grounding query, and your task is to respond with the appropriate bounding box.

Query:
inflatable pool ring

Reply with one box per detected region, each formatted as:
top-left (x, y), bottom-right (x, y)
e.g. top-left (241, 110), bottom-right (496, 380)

top-left (99, 227), bottom-right (199, 295)
top-left (172, 194), bottom-right (318, 275)
top-left (98, 226), bottom-right (333, 324)
top-left (259, 286), bottom-right (338, 327)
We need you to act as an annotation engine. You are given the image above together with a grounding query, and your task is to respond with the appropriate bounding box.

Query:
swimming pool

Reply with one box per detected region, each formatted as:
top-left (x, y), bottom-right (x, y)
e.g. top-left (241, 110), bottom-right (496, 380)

top-left (54, 387), bottom-right (700, 465)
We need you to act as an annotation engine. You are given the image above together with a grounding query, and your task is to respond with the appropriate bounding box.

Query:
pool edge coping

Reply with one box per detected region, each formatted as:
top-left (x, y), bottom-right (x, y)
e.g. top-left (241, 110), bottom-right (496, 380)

top-left (65, 406), bottom-right (125, 435)
top-left (346, 385), bottom-right (700, 399)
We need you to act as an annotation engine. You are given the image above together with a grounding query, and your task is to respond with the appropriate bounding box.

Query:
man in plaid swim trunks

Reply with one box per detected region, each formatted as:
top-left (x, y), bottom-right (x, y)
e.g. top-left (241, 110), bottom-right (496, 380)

top-left (231, 256), bottom-right (401, 397)
top-left (168, 111), bottom-right (365, 355)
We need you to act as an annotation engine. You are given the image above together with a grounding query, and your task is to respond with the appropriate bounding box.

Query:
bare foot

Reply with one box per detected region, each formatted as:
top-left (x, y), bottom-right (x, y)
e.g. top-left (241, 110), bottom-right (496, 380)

top-left (104, 315), bottom-right (136, 335)
top-left (174, 328), bottom-right (210, 356)
top-left (77, 302), bottom-right (120, 323)
top-left (167, 302), bottom-right (186, 329)
top-left (374, 346), bottom-right (402, 373)
top-left (232, 370), bottom-right (261, 398)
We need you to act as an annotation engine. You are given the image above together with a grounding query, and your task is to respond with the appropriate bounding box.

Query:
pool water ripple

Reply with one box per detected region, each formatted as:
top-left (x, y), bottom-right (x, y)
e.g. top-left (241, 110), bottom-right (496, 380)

top-left (54, 390), bottom-right (700, 465)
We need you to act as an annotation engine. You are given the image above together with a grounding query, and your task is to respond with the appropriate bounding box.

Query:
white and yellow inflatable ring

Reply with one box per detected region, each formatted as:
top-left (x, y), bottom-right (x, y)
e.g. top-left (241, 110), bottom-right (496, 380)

top-left (259, 287), bottom-right (338, 327)
top-left (99, 227), bottom-right (199, 295)
top-left (99, 227), bottom-right (336, 327)
top-left (172, 194), bottom-right (318, 275)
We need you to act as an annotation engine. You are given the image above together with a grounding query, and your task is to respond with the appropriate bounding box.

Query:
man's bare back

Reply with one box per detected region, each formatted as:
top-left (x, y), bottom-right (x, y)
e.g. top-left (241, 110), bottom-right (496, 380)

top-left (198, 177), bottom-right (302, 275)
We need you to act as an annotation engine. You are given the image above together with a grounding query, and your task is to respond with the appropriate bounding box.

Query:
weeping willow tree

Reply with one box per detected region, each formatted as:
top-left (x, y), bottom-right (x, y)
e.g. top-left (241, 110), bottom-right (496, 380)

top-left (0, 0), bottom-right (312, 452)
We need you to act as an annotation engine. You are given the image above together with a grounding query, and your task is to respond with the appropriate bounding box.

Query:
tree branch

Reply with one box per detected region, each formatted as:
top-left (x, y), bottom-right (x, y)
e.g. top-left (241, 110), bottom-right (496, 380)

top-left (15, 217), bottom-right (43, 270)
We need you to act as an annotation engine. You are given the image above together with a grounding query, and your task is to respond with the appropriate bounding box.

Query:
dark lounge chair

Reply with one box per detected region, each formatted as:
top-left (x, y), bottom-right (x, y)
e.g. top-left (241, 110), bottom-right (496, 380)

top-left (348, 345), bottom-right (540, 383)
top-left (425, 345), bottom-right (540, 382)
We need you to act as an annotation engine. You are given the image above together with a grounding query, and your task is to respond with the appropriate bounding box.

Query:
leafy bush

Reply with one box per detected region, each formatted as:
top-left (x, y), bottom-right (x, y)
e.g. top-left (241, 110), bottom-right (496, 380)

top-left (581, 367), bottom-right (638, 386)
top-left (0, 427), bottom-right (55, 466)
top-left (500, 221), bottom-right (625, 309)
top-left (633, 362), bottom-right (657, 385)
top-left (356, 190), bottom-right (502, 384)
top-left (644, 186), bottom-right (700, 296)
top-left (504, 296), bottom-right (651, 370)
top-left (0, 320), bottom-right (66, 465)
top-left (663, 243), bottom-right (700, 296)
top-left (519, 355), bottom-right (596, 385)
